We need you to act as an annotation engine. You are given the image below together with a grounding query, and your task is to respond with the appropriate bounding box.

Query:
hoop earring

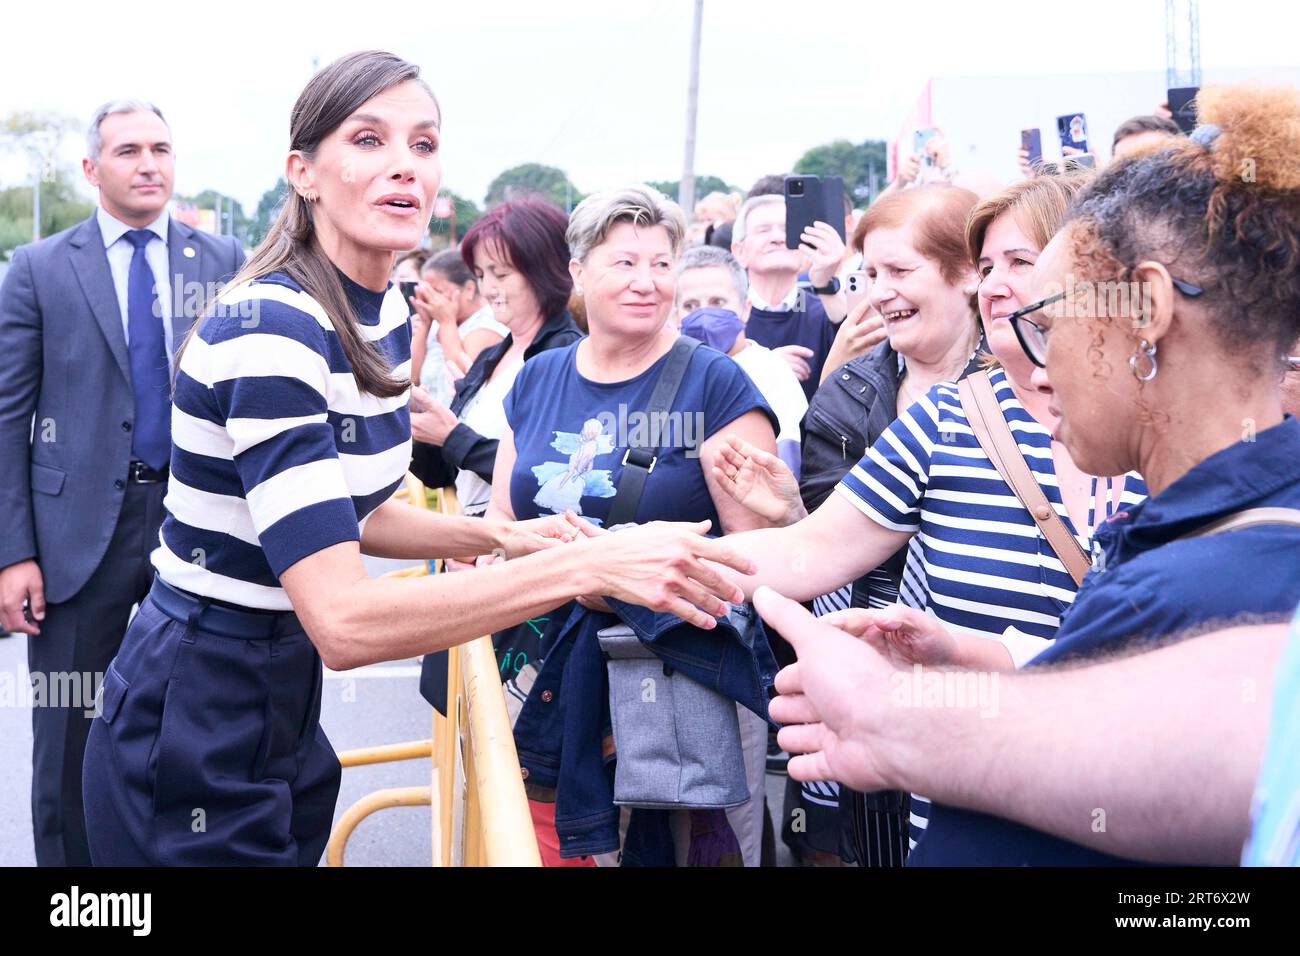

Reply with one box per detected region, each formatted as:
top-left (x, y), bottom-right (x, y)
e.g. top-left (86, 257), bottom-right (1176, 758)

top-left (1129, 339), bottom-right (1158, 382)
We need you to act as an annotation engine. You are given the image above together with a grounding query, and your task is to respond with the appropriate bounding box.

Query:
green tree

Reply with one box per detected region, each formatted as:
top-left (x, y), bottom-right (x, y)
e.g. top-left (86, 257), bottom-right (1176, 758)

top-left (427, 188), bottom-right (482, 243)
top-left (1, 109), bottom-right (85, 253)
top-left (1, 110), bottom-right (77, 163)
top-left (484, 163), bottom-right (580, 211)
top-left (0, 166), bottom-right (94, 257)
top-left (249, 177), bottom-right (288, 246)
top-left (794, 139), bottom-right (888, 204)
top-left (646, 175), bottom-right (736, 204)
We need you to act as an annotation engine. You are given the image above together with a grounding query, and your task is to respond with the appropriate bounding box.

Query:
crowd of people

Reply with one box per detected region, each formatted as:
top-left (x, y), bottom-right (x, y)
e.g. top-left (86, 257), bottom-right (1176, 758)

top-left (1, 48), bottom-right (1298, 868)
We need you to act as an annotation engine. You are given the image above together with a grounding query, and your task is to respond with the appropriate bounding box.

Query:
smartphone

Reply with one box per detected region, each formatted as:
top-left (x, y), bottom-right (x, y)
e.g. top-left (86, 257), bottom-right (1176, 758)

top-left (1056, 112), bottom-right (1090, 154)
top-left (1167, 86), bottom-right (1200, 134)
top-left (784, 175), bottom-right (847, 250)
top-left (844, 271), bottom-right (870, 314)
top-left (914, 127), bottom-right (938, 167)
top-left (399, 280), bottom-right (419, 315)
top-left (1021, 128), bottom-right (1043, 170)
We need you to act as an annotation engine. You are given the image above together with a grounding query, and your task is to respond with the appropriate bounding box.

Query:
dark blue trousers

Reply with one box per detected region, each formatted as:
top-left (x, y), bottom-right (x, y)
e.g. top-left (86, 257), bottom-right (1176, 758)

top-left (82, 578), bottom-right (341, 866)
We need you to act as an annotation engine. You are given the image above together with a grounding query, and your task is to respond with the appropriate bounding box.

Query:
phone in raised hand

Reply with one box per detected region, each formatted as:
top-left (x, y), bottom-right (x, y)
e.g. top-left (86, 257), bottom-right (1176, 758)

top-left (844, 271), bottom-right (870, 315)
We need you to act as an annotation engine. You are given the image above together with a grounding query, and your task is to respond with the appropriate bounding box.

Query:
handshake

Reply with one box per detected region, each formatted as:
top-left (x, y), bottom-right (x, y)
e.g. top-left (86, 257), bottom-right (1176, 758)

top-left (448, 511), bottom-right (756, 631)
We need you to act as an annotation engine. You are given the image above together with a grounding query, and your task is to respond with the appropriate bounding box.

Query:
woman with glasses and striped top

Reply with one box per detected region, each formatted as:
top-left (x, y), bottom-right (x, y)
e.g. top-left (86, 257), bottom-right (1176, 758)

top-left (707, 170), bottom-right (1147, 856)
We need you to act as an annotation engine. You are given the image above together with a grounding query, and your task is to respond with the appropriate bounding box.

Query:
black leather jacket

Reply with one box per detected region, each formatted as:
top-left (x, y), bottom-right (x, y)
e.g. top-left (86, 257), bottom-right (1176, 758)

top-left (410, 309), bottom-right (582, 489)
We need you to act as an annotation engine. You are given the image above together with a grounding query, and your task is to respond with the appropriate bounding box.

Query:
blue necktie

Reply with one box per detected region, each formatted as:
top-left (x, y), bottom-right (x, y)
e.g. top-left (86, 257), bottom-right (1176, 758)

top-left (124, 229), bottom-right (171, 471)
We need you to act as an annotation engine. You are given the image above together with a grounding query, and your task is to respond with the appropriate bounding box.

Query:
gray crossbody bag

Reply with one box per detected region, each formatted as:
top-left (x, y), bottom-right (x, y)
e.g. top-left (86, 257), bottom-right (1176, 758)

top-left (595, 336), bottom-right (750, 809)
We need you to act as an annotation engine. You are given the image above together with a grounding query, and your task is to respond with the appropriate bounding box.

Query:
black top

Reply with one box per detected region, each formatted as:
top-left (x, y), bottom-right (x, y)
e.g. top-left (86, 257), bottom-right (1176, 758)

top-left (409, 309), bottom-right (583, 490)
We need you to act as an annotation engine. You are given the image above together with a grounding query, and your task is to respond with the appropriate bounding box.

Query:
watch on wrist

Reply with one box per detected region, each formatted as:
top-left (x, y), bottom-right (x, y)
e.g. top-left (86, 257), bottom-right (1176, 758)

top-left (810, 276), bottom-right (841, 296)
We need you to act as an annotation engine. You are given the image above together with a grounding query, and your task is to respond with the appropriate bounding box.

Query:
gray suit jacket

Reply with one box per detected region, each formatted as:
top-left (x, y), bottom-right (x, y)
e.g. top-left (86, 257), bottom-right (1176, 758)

top-left (0, 214), bottom-right (245, 603)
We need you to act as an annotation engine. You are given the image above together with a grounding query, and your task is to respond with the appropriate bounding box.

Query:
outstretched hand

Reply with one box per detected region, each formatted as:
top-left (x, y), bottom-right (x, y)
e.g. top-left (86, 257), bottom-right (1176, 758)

top-left (819, 604), bottom-right (961, 667)
top-left (754, 586), bottom-right (901, 792)
top-left (711, 434), bottom-right (807, 526)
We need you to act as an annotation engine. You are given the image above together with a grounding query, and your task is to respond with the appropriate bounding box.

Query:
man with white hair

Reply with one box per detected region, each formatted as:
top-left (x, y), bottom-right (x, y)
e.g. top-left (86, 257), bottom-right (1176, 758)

top-left (731, 191), bottom-right (840, 401)
top-left (0, 100), bottom-right (244, 865)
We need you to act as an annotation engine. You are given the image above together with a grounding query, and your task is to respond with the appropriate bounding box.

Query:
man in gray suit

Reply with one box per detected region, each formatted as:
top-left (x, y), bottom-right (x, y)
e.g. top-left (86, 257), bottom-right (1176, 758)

top-left (0, 100), bottom-right (245, 866)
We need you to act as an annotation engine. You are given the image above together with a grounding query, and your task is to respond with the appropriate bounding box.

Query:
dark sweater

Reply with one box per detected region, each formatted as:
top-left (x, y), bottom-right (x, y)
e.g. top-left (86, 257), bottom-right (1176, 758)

top-left (745, 289), bottom-right (838, 401)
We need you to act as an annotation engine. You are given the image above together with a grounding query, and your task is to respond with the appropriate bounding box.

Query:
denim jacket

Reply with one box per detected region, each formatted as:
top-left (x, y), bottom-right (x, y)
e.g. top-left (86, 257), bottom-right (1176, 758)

top-left (512, 598), bottom-right (779, 861)
top-left (911, 416), bottom-right (1300, 867)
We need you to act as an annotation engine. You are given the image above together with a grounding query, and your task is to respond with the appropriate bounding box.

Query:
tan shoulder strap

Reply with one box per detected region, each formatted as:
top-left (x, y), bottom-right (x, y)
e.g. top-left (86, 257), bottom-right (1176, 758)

top-left (958, 371), bottom-right (1093, 587)
top-left (1180, 507), bottom-right (1300, 540)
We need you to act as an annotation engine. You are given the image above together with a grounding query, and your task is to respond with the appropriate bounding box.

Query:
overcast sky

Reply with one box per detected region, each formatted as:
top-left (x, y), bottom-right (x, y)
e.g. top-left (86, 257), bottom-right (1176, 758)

top-left (2, 0), bottom-right (1298, 212)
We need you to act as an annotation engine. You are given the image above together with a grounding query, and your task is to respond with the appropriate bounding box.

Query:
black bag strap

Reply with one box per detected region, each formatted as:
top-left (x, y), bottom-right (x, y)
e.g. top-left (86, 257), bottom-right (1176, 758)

top-left (605, 336), bottom-right (702, 528)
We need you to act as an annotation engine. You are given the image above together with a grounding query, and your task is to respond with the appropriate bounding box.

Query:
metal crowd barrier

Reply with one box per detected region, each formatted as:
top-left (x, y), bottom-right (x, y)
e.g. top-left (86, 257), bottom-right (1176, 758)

top-left (325, 475), bottom-right (541, 866)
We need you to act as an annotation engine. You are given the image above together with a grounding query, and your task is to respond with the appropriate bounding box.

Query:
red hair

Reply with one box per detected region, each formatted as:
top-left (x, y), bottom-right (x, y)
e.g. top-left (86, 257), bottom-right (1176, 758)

top-left (854, 185), bottom-right (979, 284)
top-left (461, 197), bottom-right (573, 319)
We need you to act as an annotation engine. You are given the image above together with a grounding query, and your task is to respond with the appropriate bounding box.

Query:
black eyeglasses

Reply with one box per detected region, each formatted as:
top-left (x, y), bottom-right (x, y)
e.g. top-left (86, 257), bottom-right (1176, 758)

top-left (1007, 276), bottom-right (1205, 368)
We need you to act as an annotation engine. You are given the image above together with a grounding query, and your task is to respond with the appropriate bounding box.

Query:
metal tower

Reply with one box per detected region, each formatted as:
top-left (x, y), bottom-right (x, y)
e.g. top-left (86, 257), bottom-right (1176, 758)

top-left (1165, 0), bottom-right (1203, 89)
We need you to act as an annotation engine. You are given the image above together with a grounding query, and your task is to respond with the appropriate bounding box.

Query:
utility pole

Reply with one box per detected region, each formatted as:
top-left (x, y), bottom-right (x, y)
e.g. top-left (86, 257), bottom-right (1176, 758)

top-left (29, 139), bottom-right (56, 241)
top-left (32, 166), bottom-right (41, 242)
top-left (679, 0), bottom-right (703, 218)
top-left (1165, 0), bottom-right (1202, 88)
top-left (26, 129), bottom-right (59, 241)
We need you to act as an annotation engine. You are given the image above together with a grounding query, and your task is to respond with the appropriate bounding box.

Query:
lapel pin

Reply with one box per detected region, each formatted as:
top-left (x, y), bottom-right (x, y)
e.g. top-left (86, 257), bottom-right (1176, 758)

top-left (183, 246), bottom-right (196, 258)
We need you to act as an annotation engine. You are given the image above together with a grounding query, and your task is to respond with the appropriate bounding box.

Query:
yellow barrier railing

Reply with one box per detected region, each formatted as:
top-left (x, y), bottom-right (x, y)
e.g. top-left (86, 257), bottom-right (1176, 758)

top-left (325, 476), bottom-right (541, 866)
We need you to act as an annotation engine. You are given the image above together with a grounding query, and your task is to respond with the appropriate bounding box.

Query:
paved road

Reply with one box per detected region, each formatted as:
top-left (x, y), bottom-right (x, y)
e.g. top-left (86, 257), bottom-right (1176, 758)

top-left (0, 554), bottom-right (792, 866)
top-left (0, 620), bottom-right (435, 867)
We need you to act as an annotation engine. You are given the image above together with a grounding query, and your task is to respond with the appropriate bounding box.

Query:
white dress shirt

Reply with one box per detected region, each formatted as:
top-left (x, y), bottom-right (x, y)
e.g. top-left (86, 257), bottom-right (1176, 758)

top-left (97, 205), bottom-right (175, 372)
top-left (746, 283), bottom-right (802, 314)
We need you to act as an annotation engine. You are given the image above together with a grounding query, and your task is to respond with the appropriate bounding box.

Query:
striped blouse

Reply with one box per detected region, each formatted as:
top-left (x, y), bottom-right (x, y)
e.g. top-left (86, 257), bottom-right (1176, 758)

top-left (153, 270), bottom-right (412, 611)
top-left (835, 368), bottom-right (1146, 851)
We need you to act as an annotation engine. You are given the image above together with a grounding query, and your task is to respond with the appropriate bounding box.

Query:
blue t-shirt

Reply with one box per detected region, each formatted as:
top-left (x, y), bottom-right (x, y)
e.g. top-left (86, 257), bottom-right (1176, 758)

top-left (503, 340), bottom-right (776, 528)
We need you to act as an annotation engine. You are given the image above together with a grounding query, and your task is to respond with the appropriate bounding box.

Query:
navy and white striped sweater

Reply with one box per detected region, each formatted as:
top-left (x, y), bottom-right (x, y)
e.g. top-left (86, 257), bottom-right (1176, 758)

top-left (153, 269), bottom-right (411, 610)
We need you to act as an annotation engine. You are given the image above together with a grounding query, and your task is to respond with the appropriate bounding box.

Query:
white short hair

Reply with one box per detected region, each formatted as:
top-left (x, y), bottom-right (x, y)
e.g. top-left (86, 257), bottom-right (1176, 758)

top-left (731, 194), bottom-right (783, 245)
top-left (566, 184), bottom-right (687, 263)
top-left (87, 99), bottom-right (168, 160)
